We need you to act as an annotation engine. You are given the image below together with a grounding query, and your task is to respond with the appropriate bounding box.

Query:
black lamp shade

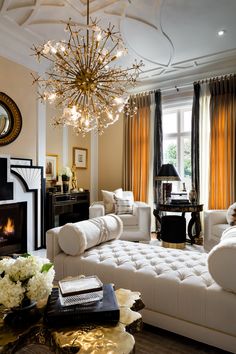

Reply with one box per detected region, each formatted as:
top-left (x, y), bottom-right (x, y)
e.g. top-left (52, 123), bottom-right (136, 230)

top-left (155, 164), bottom-right (181, 181)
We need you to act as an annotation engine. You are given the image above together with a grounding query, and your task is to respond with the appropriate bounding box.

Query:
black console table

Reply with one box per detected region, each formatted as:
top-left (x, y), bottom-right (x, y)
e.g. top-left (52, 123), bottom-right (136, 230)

top-left (45, 191), bottom-right (90, 231)
top-left (153, 203), bottom-right (203, 245)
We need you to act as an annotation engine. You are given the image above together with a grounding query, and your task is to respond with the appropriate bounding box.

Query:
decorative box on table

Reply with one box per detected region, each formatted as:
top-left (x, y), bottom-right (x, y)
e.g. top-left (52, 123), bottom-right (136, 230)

top-left (44, 276), bottom-right (120, 327)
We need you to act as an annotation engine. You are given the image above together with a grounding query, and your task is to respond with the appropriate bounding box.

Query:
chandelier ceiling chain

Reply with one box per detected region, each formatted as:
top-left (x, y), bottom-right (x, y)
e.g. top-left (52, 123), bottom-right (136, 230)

top-left (32, 0), bottom-right (143, 135)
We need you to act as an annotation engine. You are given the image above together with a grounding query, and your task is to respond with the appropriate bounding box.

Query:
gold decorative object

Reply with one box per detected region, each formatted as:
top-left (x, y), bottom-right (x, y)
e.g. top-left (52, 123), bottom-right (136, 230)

top-left (71, 164), bottom-right (78, 192)
top-left (32, 0), bottom-right (143, 135)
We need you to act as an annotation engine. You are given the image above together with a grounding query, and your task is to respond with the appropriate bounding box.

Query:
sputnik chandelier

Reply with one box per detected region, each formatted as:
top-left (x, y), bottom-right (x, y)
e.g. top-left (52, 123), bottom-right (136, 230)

top-left (32, 0), bottom-right (143, 134)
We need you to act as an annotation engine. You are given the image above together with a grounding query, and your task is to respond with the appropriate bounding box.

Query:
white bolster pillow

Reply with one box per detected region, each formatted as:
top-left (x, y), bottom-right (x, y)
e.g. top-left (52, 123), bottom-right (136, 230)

top-left (221, 225), bottom-right (236, 241)
top-left (208, 234), bottom-right (236, 293)
top-left (58, 214), bottom-right (123, 256)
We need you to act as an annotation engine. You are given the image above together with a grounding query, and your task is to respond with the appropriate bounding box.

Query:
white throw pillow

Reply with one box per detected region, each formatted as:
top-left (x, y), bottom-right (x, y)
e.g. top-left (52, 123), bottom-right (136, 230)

top-left (122, 191), bottom-right (134, 202)
top-left (226, 202), bottom-right (236, 225)
top-left (207, 237), bottom-right (236, 293)
top-left (101, 188), bottom-right (123, 214)
top-left (58, 215), bottom-right (123, 256)
top-left (114, 195), bottom-right (134, 215)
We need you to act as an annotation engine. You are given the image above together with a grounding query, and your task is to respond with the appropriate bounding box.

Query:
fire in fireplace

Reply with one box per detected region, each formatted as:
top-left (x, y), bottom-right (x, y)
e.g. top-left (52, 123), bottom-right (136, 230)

top-left (0, 202), bottom-right (27, 256)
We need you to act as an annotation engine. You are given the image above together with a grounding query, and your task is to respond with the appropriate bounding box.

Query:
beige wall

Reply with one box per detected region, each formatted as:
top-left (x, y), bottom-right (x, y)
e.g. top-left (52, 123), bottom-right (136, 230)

top-left (98, 115), bottom-right (124, 199)
top-left (0, 56), bottom-right (37, 163)
top-left (46, 103), bottom-right (63, 174)
top-left (45, 106), bottom-right (91, 191)
top-left (68, 128), bottom-right (91, 191)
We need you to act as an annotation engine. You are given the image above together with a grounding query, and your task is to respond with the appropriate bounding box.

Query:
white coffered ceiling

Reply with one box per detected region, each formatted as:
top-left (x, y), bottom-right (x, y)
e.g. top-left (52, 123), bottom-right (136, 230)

top-left (0, 0), bottom-right (236, 91)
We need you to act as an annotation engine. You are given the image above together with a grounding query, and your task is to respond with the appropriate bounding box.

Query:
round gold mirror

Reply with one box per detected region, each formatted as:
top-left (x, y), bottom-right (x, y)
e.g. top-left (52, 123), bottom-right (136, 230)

top-left (0, 92), bottom-right (22, 146)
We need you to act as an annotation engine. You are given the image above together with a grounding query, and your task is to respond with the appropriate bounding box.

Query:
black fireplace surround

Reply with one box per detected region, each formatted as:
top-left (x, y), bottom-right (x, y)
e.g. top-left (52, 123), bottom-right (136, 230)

top-left (0, 202), bottom-right (27, 255)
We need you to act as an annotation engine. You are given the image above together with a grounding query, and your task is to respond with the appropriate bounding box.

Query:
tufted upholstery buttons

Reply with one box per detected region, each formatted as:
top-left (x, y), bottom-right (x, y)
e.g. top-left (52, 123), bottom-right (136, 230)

top-left (78, 240), bottom-right (210, 287)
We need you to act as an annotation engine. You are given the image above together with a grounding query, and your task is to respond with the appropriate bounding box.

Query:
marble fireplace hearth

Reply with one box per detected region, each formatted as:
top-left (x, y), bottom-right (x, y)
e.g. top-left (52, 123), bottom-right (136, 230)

top-left (0, 156), bottom-right (45, 254)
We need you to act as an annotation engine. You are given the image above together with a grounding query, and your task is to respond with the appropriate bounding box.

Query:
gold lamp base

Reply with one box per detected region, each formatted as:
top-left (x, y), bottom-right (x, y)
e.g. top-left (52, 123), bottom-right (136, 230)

top-left (162, 241), bottom-right (185, 249)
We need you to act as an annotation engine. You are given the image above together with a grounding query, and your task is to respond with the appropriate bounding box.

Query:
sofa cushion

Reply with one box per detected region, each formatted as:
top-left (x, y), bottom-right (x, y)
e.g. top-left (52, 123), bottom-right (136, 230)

top-left (208, 236), bottom-right (236, 293)
top-left (114, 195), bottom-right (134, 215)
top-left (58, 215), bottom-right (123, 256)
top-left (101, 188), bottom-right (123, 214)
top-left (226, 202), bottom-right (236, 225)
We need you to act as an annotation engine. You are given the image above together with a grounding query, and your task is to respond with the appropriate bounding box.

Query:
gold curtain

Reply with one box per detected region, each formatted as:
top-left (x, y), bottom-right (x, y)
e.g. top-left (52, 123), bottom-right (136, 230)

top-left (209, 75), bottom-right (236, 209)
top-left (123, 93), bottom-right (151, 202)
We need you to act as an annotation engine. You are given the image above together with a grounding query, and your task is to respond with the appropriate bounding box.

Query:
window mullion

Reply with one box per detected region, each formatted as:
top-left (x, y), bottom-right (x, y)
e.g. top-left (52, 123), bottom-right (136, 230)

top-left (177, 110), bottom-right (181, 179)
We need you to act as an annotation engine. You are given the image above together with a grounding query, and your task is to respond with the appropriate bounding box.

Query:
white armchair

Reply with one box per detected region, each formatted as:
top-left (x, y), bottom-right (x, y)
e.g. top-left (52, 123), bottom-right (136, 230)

top-left (204, 210), bottom-right (229, 251)
top-left (89, 194), bottom-right (151, 242)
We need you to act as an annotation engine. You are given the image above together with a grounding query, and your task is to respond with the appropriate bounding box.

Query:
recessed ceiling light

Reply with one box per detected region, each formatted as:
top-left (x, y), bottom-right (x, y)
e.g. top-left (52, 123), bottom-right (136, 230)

top-left (218, 29), bottom-right (226, 36)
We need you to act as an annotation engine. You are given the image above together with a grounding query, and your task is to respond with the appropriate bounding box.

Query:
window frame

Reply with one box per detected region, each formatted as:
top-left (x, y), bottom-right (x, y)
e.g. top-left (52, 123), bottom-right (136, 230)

top-left (162, 104), bottom-right (192, 188)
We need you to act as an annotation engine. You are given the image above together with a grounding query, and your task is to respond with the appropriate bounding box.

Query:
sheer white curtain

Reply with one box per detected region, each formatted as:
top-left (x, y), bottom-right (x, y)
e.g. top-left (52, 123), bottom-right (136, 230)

top-left (199, 83), bottom-right (211, 210)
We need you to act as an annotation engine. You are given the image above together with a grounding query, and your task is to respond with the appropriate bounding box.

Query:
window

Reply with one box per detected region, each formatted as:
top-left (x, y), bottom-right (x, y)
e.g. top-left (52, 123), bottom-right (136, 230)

top-left (162, 106), bottom-right (192, 191)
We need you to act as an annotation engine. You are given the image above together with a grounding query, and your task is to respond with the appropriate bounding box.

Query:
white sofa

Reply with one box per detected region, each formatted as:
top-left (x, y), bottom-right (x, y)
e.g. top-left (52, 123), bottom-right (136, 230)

top-left (89, 192), bottom-right (151, 242)
top-left (46, 216), bottom-right (236, 353)
top-left (204, 210), bottom-right (229, 251)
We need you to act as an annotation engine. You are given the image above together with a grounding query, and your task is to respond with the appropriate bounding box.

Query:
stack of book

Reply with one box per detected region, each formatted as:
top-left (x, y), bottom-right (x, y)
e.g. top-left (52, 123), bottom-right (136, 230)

top-left (44, 276), bottom-right (120, 327)
top-left (170, 192), bottom-right (190, 204)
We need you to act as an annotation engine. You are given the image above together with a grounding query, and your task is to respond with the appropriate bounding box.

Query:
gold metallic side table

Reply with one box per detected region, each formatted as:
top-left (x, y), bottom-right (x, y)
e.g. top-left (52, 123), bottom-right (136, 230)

top-left (0, 288), bottom-right (144, 354)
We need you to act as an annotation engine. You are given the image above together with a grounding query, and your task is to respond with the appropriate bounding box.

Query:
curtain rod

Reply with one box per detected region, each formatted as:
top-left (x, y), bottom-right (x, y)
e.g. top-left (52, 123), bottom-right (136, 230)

top-left (131, 72), bottom-right (236, 96)
top-left (130, 83), bottom-right (192, 97)
top-left (194, 73), bottom-right (236, 85)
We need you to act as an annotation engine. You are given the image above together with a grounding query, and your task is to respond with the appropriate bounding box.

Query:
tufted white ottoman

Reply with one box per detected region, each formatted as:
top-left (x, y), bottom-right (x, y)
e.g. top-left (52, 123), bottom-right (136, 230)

top-left (47, 224), bottom-right (236, 353)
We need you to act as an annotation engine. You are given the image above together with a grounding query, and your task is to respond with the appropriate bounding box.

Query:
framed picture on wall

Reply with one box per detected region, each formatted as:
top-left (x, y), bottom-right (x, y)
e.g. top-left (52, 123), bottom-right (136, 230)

top-left (46, 154), bottom-right (58, 180)
top-left (73, 147), bottom-right (87, 169)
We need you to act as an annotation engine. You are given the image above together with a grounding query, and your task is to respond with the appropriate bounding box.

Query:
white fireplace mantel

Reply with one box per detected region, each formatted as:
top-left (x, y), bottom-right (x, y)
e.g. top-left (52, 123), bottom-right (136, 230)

top-left (0, 156), bottom-right (44, 252)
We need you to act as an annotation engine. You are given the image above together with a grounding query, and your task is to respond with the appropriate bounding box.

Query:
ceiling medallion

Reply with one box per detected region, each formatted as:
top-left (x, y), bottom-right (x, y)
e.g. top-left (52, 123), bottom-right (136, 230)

top-left (32, 0), bottom-right (143, 135)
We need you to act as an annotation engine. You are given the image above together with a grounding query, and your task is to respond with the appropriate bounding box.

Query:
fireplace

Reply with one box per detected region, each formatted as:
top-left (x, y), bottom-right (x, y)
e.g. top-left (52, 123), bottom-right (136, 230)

top-left (0, 202), bottom-right (27, 255)
top-left (0, 156), bottom-right (45, 252)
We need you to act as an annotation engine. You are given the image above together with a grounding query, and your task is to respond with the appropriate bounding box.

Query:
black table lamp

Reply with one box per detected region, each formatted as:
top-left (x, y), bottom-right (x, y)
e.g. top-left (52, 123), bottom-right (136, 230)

top-left (155, 164), bottom-right (181, 203)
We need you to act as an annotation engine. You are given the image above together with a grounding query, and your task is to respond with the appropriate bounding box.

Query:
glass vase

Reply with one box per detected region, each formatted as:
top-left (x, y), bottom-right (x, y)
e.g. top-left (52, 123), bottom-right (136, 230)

top-left (63, 181), bottom-right (69, 193)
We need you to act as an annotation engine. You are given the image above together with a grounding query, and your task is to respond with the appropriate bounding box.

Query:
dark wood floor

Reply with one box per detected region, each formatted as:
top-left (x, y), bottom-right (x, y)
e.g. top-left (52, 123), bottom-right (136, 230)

top-left (134, 324), bottom-right (230, 354)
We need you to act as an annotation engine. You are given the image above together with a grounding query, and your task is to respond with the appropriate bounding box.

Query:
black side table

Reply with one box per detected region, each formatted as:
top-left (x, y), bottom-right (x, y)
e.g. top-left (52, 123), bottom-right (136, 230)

top-left (153, 203), bottom-right (204, 245)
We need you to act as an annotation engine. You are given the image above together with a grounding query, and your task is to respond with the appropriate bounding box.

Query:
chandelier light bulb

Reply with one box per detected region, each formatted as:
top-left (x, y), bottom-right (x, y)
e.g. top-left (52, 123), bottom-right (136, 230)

top-left (50, 46), bottom-right (57, 54)
top-left (107, 112), bottom-right (113, 119)
top-left (116, 50), bottom-right (123, 58)
top-left (114, 97), bottom-right (124, 104)
top-left (48, 93), bottom-right (57, 101)
top-left (96, 33), bottom-right (102, 41)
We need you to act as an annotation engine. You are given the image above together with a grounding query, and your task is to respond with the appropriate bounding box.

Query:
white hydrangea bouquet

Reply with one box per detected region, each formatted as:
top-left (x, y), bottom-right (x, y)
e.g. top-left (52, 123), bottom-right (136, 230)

top-left (0, 254), bottom-right (55, 309)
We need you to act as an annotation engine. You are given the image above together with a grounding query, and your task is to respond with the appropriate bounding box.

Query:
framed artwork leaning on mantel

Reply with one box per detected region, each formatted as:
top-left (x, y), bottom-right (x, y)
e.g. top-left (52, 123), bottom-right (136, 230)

top-left (73, 147), bottom-right (87, 169)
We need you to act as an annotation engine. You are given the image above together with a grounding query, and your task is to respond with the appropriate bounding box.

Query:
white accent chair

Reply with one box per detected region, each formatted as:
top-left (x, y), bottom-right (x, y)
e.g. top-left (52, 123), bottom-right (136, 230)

top-left (204, 210), bottom-right (229, 251)
top-left (89, 191), bottom-right (151, 242)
